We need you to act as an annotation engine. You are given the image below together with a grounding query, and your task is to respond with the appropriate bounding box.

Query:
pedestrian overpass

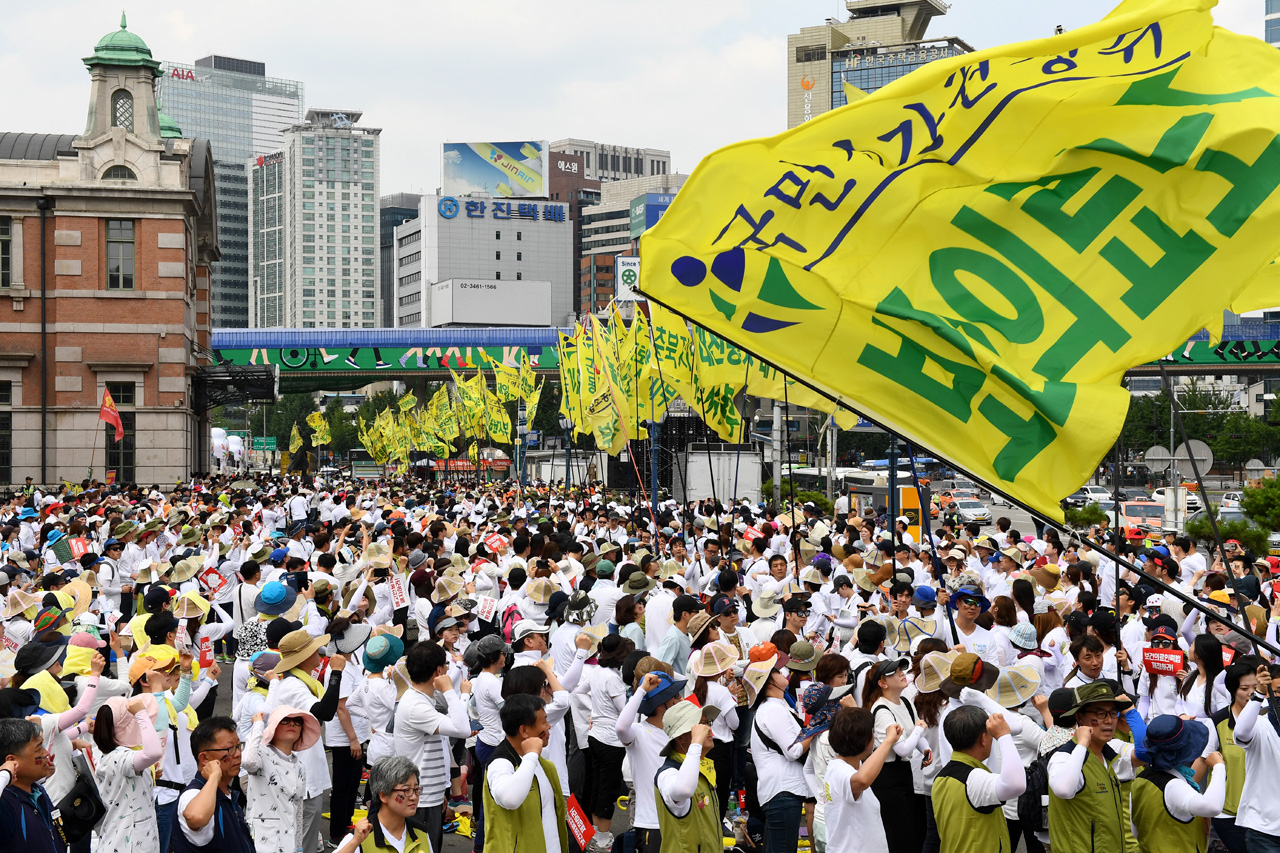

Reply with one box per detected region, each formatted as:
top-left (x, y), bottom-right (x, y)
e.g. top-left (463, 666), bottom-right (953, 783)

top-left (206, 322), bottom-right (1280, 396)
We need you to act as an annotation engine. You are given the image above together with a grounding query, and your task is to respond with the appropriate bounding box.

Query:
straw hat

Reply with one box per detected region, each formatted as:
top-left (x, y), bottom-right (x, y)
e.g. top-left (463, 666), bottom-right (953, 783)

top-left (135, 560), bottom-right (166, 584)
top-left (431, 576), bottom-right (464, 604)
top-left (64, 579), bottom-right (94, 622)
top-left (168, 557), bottom-right (202, 583)
top-left (915, 650), bottom-right (959, 694)
top-left (173, 592), bottom-right (211, 621)
top-left (576, 623), bottom-right (608, 655)
top-left (897, 616), bottom-right (938, 654)
top-left (524, 577), bottom-right (556, 605)
top-left (742, 655), bottom-right (778, 706)
top-left (690, 643), bottom-right (737, 679)
top-left (276, 629), bottom-right (331, 672)
top-left (3, 590), bottom-right (40, 621)
top-left (687, 612), bottom-right (716, 645)
top-left (864, 613), bottom-right (901, 651)
top-left (751, 591), bottom-right (782, 619)
top-left (1029, 563), bottom-right (1062, 591)
top-left (987, 662), bottom-right (1042, 708)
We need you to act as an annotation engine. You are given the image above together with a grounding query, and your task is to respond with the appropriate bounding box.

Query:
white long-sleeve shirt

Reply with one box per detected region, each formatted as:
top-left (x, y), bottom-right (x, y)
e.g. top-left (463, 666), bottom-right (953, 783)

top-left (1047, 739), bottom-right (1136, 800)
top-left (655, 741), bottom-right (706, 814)
top-left (752, 696), bottom-right (809, 806)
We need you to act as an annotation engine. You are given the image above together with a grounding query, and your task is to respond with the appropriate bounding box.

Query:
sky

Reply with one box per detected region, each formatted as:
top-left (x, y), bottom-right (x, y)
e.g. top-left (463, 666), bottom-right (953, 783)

top-left (0, 0), bottom-right (1265, 194)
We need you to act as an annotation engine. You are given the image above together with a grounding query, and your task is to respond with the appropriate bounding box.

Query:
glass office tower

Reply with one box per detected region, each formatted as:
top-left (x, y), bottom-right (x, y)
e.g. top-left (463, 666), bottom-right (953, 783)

top-left (156, 56), bottom-right (304, 328)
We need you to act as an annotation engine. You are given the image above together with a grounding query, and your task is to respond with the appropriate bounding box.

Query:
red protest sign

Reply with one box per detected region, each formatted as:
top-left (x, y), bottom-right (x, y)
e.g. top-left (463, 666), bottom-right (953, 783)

top-left (1143, 647), bottom-right (1184, 676)
top-left (743, 526), bottom-right (764, 541)
top-left (1223, 646), bottom-right (1237, 666)
top-left (198, 565), bottom-right (228, 595)
top-left (68, 538), bottom-right (90, 559)
top-left (199, 636), bottom-right (214, 668)
top-left (566, 795), bottom-right (595, 850)
top-left (484, 533), bottom-right (508, 553)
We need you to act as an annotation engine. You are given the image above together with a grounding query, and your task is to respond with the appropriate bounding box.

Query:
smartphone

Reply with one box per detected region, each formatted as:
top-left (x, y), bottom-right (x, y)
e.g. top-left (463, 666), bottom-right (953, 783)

top-left (373, 565), bottom-right (390, 580)
top-left (285, 571), bottom-right (311, 593)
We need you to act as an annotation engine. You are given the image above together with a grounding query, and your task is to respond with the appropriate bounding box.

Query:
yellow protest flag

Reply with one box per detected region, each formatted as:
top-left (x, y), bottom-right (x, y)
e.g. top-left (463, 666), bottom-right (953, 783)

top-left (494, 364), bottom-right (520, 403)
top-left (558, 331), bottom-right (583, 426)
top-left (288, 424), bottom-right (303, 454)
top-left (485, 389), bottom-right (512, 444)
top-left (638, 0), bottom-right (1280, 519)
top-left (468, 440), bottom-right (479, 468)
top-left (399, 391), bottom-right (417, 412)
top-left (519, 351), bottom-right (537, 402)
top-left (526, 379), bottom-right (544, 427)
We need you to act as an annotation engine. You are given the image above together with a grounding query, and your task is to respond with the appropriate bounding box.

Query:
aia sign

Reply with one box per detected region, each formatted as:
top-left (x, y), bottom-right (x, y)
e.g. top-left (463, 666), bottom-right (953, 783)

top-left (169, 68), bottom-right (196, 81)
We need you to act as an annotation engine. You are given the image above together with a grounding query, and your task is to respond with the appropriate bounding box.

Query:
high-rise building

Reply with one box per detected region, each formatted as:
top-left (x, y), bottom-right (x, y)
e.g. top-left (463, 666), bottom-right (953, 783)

top-left (247, 108), bottom-right (381, 328)
top-left (156, 55), bottom-right (303, 328)
top-left (380, 193), bottom-right (421, 327)
top-left (550, 139), bottom-right (671, 183)
top-left (787, 0), bottom-right (973, 128)
top-left (1269, 0), bottom-right (1280, 46)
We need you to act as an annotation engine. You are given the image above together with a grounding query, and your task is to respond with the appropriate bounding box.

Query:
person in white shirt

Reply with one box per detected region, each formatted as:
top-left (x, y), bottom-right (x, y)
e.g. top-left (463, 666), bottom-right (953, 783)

top-left (334, 757), bottom-right (435, 853)
top-left (483, 693), bottom-right (569, 853)
top-left (750, 652), bottom-right (815, 852)
top-left (822, 705), bottom-right (900, 853)
top-left (931, 705), bottom-right (1026, 852)
top-left (616, 670), bottom-right (687, 852)
top-left (948, 586), bottom-right (1013, 667)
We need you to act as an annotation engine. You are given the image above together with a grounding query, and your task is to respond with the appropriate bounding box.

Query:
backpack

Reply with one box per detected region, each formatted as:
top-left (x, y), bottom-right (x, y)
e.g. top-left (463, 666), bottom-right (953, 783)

top-left (1016, 751), bottom-right (1051, 832)
top-left (500, 603), bottom-right (522, 642)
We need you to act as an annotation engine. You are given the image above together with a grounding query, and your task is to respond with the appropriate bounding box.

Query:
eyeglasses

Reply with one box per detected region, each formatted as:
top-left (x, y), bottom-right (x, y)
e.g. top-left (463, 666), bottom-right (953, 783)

top-left (390, 785), bottom-right (421, 801)
top-left (279, 718), bottom-right (304, 727)
top-left (202, 743), bottom-right (243, 756)
top-left (1079, 708), bottom-right (1119, 721)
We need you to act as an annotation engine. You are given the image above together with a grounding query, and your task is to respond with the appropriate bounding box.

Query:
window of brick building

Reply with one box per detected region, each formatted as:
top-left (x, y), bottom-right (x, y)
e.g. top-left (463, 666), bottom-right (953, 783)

top-left (106, 220), bottom-right (135, 290)
top-left (104, 382), bottom-right (135, 483)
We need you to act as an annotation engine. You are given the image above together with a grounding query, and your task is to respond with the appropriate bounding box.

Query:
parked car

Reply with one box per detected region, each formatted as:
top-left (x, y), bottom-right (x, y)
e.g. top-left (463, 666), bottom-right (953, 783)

top-left (1110, 501), bottom-right (1166, 535)
top-left (1270, 530), bottom-right (1280, 557)
top-left (1063, 486), bottom-right (1110, 508)
top-left (1220, 491), bottom-right (1243, 509)
top-left (1150, 487), bottom-right (1204, 513)
top-left (1185, 506), bottom-right (1246, 528)
top-left (954, 499), bottom-right (992, 524)
top-left (1121, 487), bottom-right (1152, 502)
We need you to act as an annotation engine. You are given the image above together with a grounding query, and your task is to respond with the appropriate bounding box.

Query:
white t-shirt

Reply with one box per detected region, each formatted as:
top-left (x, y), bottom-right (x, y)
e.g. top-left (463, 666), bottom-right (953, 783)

top-left (336, 818), bottom-right (411, 853)
top-left (823, 759), bottom-right (889, 853)
top-left (955, 622), bottom-right (1012, 667)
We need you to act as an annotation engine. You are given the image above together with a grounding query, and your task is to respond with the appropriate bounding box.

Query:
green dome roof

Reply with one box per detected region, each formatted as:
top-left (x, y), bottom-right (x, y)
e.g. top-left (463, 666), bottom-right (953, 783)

top-left (158, 110), bottom-right (182, 139)
top-left (84, 13), bottom-right (160, 74)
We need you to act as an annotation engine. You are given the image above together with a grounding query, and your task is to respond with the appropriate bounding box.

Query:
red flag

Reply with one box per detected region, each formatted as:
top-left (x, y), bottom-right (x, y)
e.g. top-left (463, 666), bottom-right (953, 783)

top-left (99, 388), bottom-right (124, 442)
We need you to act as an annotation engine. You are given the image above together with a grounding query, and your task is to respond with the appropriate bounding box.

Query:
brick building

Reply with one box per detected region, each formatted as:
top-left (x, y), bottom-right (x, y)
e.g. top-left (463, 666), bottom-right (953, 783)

top-left (0, 15), bottom-right (219, 486)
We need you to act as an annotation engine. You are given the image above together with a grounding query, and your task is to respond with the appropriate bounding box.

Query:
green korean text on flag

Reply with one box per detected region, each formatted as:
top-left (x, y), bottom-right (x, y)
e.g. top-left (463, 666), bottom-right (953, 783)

top-left (519, 351), bottom-right (537, 402)
top-left (468, 440), bottom-right (479, 468)
top-left (587, 315), bottom-right (632, 454)
top-left (430, 386), bottom-right (460, 442)
top-left (638, 0), bottom-right (1280, 520)
top-left (485, 390), bottom-right (513, 444)
top-left (494, 363), bottom-right (520, 403)
top-left (398, 391), bottom-right (417, 412)
top-left (558, 331), bottom-right (584, 427)
top-left (647, 304), bottom-right (742, 441)
top-left (525, 379), bottom-right (545, 427)
top-left (289, 423), bottom-right (303, 455)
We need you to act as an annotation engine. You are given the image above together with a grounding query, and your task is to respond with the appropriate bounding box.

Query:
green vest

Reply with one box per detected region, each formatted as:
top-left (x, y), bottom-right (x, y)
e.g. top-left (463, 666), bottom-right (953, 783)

top-left (1212, 708), bottom-right (1246, 816)
top-left (1047, 742), bottom-right (1132, 853)
top-left (932, 752), bottom-right (1009, 853)
top-left (654, 755), bottom-right (721, 853)
top-left (359, 823), bottom-right (433, 853)
top-left (1130, 769), bottom-right (1208, 853)
top-left (481, 741), bottom-right (569, 853)
top-left (1114, 728), bottom-right (1140, 853)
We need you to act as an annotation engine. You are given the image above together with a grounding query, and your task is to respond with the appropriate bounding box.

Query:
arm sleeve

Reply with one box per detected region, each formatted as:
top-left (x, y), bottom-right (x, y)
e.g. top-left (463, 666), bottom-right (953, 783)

top-left (434, 690), bottom-right (472, 739)
top-left (615, 686), bottom-right (648, 746)
top-left (1047, 744), bottom-right (1088, 800)
top-left (559, 649), bottom-right (589, 694)
top-left (171, 674), bottom-right (193, 712)
top-left (1124, 709), bottom-right (1149, 763)
top-left (487, 754), bottom-right (539, 810)
top-left (241, 719), bottom-right (265, 774)
top-left (132, 709), bottom-right (164, 773)
top-left (1165, 764), bottom-right (1226, 819)
top-left (720, 703), bottom-right (740, 734)
top-left (990, 734), bottom-right (1027, 801)
top-left (657, 743), bottom-right (704, 807)
top-left (1180, 608), bottom-right (1200, 648)
top-left (309, 670), bottom-right (345, 723)
top-left (187, 677), bottom-right (214, 711)
top-left (959, 687), bottom-right (1024, 735)
top-left (1235, 697), bottom-right (1262, 743)
top-left (56, 676), bottom-right (98, 731)
top-left (803, 748), bottom-right (820, 799)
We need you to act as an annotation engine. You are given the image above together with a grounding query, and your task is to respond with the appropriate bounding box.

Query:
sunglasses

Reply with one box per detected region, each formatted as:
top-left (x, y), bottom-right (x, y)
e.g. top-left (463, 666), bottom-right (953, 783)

top-left (279, 717), bottom-right (305, 727)
top-left (959, 597), bottom-right (982, 607)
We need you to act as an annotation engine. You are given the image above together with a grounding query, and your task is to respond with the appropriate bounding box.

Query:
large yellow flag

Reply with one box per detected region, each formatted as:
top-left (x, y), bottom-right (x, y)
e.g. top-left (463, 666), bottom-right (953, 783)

top-left (639, 0), bottom-right (1280, 519)
top-left (306, 410), bottom-right (332, 446)
top-left (558, 331), bottom-right (584, 428)
top-left (648, 304), bottom-right (743, 441)
top-left (399, 391), bottom-right (417, 412)
top-left (289, 423), bottom-right (303, 454)
top-left (526, 379), bottom-right (545, 427)
top-left (519, 351), bottom-right (538, 402)
top-left (493, 364), bottom-right (520, 403)
top-left (485, 390), bottom-right (513, 444)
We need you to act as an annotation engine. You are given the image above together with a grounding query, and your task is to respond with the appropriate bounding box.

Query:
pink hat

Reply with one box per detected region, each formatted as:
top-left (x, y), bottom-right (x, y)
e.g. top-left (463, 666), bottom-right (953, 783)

top-left (69, 632), bottom-right (106, 649)
top-left (102, 694), bottom-right (159, 748)
top-left (263, 706), bottom-right (321, 751)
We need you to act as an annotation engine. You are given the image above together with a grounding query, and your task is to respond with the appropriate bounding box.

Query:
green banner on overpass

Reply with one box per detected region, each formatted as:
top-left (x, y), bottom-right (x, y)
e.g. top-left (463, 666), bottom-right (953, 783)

top-left (212, 344), bottom-right (560, 393)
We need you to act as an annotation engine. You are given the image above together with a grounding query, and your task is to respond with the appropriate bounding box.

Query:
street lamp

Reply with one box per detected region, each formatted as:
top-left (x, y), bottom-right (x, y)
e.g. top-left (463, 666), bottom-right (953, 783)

top-left (558, 414), bottom-right (572, 490)
top-left (518, 421), bottom-right (529, 488)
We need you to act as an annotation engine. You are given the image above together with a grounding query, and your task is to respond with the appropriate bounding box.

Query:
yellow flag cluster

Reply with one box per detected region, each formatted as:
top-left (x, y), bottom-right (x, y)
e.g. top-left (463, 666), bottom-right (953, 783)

top-left (638, 0), bottom-right (1280, 520)
top-left (356, 390), bottom-right (457, 468)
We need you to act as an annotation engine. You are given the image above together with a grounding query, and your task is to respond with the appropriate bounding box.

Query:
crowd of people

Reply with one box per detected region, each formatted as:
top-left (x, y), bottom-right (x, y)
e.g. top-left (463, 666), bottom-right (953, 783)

top-left (0, 474), bottom-right (1277, 853)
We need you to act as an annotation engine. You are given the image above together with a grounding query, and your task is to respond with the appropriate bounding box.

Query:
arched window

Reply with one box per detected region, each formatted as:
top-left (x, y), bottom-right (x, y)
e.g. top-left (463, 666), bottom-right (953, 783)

top-left (103, 165), bottom-right (136, 180)
top-left (111, 89), bottom-right (133, 132)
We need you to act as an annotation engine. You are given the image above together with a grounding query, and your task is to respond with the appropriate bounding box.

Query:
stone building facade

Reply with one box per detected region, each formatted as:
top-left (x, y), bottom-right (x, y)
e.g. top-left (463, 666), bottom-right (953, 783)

top-left (0, 15), bottom-right (218, 486)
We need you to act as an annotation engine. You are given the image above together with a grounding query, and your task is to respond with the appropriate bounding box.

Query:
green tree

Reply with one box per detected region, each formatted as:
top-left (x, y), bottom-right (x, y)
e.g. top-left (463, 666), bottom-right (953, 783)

top-left (1184, 513), bottom-right (1269, 555)
top-left (325, 396), bottom-right (360, 456)
top-left (264, 393), bottom-right (317, 445)
top-left (1241, 475), bottom-right (1280, 533)
top-left (1064, 502), bottom-right (1107, 530)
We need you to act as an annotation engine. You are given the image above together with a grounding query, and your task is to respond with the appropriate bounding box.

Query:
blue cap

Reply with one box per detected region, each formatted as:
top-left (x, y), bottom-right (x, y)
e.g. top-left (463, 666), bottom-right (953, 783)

top-left (102, 539), bottom-right (122, 550)
top-left (638, 671), bottom-right (687, 716)
top-left (911, 586), bottom-right (937, 605)
top-left (253, 580), bottom-right (297, 616)
top-left (269, 547), bottom-right (289, 564)
top-left (17, 508), bottom-right (37, 520)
